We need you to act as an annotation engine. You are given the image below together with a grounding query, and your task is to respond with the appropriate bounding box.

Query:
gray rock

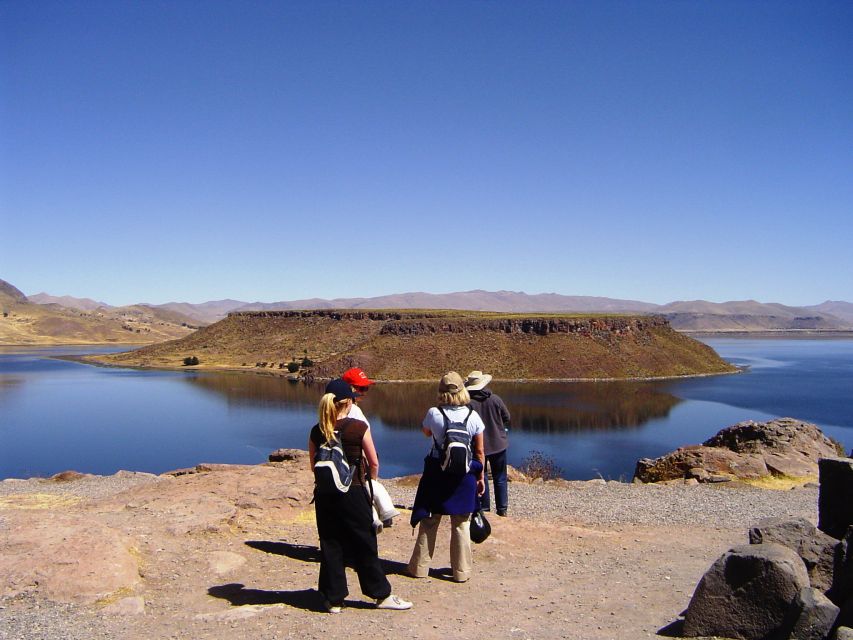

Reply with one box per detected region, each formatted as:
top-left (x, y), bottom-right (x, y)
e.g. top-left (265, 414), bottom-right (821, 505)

top-left (832, 527), bottom-right (853, 605)
top-left (635, 418), bottom-right (838, 483)
top-left (819, 458), bottom-right (853, 540)
top-left (682, 543), bottom-right (810, 639)
top-left (268, 448), bottom-right (308, 463)
top-left (787, 587), bottom-right (839, 640)
top-left (836, 626), bottom-right (853, 640)
top-left (748, 517), bottom-right (839, 592)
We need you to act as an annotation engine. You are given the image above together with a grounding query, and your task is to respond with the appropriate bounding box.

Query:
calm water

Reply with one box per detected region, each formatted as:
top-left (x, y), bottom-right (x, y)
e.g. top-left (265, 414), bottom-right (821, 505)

top-left (1, 339), bottom-right (851, 481)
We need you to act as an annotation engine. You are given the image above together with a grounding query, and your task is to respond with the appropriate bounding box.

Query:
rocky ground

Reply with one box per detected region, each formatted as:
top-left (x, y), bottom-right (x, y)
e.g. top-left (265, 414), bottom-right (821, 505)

top-left (0, 456), bottom-right (818, 640)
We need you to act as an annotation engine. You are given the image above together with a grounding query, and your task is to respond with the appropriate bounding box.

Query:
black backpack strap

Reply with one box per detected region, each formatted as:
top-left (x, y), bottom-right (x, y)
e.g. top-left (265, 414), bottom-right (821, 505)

top-left (433, 407), bottom-right (450, 452)
top-left (462, 406), bottom-right (473, 426)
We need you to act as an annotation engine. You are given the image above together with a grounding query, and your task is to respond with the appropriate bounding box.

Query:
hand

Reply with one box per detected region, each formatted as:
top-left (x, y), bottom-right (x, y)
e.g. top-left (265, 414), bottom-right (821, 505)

top-left (476, 478), bottom-right (485, 497)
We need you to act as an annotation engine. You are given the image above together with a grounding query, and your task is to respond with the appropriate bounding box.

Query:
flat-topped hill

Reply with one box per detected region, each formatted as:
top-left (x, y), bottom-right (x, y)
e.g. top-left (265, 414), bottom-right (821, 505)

top-left (94, 310), bottom-right (736, 380)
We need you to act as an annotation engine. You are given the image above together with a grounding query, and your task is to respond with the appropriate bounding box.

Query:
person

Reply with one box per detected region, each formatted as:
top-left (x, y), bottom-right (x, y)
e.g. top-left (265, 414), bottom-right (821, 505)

top-left (342, 367), bottom-right (373, 427)
top-left (407, 371), bottom-right (485, 583)
top-left (465, 370), bottom-right (511, 516)
top-left (341, 367), bottom-right (400, 530)
top-left (307, 378), bottom-right (412, 613)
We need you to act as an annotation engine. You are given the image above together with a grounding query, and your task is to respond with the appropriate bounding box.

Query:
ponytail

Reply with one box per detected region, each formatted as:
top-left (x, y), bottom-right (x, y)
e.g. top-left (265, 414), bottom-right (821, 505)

top-left (318, 393), bottom-right (350, 443)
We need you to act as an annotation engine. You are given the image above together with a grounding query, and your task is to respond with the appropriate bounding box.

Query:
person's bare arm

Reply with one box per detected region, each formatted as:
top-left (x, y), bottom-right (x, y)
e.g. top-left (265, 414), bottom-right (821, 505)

top-left (361, 429), bottom-right (380, 480)
top-left (307, 438), bottom-right (316, 473)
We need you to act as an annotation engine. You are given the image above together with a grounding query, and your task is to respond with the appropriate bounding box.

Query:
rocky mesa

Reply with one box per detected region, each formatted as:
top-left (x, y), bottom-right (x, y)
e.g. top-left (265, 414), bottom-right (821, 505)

top-left (90, 309), bottom-right (736, 380)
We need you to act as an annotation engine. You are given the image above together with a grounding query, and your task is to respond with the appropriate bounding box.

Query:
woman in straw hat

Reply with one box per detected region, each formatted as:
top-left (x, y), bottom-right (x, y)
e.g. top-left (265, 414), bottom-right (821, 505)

top-left (407, 371), bottom-right (486, 583)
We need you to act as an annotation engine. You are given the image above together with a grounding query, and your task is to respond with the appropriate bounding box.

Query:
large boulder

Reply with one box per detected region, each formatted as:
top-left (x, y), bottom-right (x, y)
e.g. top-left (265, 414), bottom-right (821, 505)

top-left (818, 457), bottom-right (853, 540)
top-left (787, 587), bottom-right (840, 640)
top-left (635, 446), bottom-right (767, 483)
top-left (682, 543), bottom-right (810, 639)
top-left (705, 418), bottom-right (840, 460)
top-left (831, 527), bottom-right (853, 606)
top-left (635, 418), bottom-right (840, 483)
top-left (749, 517), bottom-right (839, 593)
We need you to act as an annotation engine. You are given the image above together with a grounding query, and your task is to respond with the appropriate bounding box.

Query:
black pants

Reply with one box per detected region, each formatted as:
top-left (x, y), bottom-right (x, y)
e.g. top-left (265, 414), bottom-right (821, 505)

top-left (314, 486), bottom-right (392, 604)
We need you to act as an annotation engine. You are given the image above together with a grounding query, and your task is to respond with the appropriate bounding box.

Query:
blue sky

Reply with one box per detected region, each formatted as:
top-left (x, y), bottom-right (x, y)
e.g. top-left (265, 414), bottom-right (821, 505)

top-left (2, 1), bottom-right (851, 307)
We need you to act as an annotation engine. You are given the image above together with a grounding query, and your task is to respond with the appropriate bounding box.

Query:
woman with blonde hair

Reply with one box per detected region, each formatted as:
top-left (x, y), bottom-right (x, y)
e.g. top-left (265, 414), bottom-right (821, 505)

top-left (407, 371), bottom-right (486, 583)
top-left (308, 378), bottom-right (411, 613)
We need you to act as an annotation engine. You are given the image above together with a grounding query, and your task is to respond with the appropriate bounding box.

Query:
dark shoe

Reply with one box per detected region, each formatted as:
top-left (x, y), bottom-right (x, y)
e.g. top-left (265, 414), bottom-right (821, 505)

top-left (382, 518), bottom-right (393, 528)
top-left (496, 509), bottom-right (507, 517)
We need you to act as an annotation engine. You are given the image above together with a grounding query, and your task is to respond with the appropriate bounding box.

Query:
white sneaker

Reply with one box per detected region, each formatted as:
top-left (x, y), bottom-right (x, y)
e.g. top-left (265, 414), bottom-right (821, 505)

top-left (323, 600), bottom-right (342, 614)
top-left (375, 594), bottom-right (412, 610)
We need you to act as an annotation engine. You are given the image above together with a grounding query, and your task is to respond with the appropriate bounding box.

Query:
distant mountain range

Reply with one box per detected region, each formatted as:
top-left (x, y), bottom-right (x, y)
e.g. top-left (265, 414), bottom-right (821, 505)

top-left (9, 278), bottom-right (853, 333)
top-left (154, 291), bottom-right (853, 331)
top-left (27, 292), bottom-right (111, 311)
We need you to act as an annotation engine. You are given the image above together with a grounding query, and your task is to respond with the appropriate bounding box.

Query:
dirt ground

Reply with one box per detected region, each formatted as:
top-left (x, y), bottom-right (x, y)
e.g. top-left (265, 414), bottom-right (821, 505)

top-left (0, 458), bottom-right (807, 640)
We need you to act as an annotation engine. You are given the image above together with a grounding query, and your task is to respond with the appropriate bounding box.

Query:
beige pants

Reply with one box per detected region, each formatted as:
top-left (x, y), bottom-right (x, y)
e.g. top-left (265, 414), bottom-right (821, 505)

top-left (407, 514), bottom-right (472, 582)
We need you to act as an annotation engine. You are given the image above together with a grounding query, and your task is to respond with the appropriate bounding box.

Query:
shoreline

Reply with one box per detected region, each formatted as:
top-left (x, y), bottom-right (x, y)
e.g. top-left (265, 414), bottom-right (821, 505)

top-left (57, 353), bottom-right (743, 383)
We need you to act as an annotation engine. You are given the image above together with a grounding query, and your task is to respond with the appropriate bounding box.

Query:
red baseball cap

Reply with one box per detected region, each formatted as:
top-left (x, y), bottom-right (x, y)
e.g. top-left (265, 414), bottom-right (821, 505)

top-left (342, 367), bottom-right (375, 387)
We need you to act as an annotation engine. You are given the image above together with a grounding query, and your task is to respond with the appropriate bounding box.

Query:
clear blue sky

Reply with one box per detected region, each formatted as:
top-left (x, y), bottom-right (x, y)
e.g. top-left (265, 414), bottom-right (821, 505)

top-left (2, 1), bottom-right (851, 307)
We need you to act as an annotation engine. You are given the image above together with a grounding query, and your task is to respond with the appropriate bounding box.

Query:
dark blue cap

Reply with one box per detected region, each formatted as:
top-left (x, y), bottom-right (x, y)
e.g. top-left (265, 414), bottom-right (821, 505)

top-left (325, 378), bottom-right (358, 402)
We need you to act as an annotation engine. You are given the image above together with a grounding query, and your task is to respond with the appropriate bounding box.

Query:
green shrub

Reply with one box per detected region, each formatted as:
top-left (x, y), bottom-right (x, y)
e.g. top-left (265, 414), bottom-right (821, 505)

top-left (519, 450), bottom-right (563, 481)
top-left (182, 356), bottom-right (200, 366)
top-left (286, 361), bottom-right (300, 373)
top-left (301, 357), bottom-right (313, 367)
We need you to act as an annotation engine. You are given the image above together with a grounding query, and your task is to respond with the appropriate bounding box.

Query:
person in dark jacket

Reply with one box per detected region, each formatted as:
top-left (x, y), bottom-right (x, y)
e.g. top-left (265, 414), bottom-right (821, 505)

top-left (465, 370), bottom-right (511, 516)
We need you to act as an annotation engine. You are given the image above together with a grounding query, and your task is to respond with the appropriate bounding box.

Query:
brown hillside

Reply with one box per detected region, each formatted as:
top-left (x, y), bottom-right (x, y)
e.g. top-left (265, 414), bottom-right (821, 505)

top-left (95, 310), bottom-right (736, 380)
top-left (0, 280), bottom-right (196, 346)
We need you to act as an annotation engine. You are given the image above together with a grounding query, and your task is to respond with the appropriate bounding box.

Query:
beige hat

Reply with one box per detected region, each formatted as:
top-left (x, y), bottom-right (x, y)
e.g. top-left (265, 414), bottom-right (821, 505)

top-left (439, 371), bottom-right (465, 393)
top-left (464, 370), bottom-right (492, 391)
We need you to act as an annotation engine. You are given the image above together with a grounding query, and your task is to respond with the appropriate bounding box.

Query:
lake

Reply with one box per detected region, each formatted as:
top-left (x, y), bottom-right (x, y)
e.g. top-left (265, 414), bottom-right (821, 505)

top-left (1, 338), bottom-right (851, 481)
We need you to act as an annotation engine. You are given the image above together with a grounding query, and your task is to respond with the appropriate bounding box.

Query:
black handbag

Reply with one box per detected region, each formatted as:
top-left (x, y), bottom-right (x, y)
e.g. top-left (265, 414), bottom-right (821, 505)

top-left (470, 508), bottom-right (491, 543)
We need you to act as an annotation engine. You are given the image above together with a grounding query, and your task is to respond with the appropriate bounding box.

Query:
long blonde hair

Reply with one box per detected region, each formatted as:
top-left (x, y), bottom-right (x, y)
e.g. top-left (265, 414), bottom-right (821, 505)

top-left (318, 393), bottom-right (351, 443)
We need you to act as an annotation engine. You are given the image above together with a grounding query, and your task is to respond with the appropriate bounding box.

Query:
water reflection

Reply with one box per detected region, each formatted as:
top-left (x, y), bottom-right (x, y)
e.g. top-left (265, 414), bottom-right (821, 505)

top-left (0, 376), bottom-right (24, 401)
top-left (500, 382), bottom-right (681, 433)
top-left (183, 372), bottom-right (320, 411)
top-left (182, 375), bottom-right (682, 434)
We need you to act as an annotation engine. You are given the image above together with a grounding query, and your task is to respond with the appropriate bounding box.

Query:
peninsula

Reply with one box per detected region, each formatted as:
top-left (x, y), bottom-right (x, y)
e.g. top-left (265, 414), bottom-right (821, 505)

top-left (89, 309), bottom-right (736, 380)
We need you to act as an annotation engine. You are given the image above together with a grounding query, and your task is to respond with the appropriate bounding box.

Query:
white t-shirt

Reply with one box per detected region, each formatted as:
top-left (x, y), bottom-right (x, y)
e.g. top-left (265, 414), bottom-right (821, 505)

top-left (423, 405), bottom-right (485, 457)
top-left (347, 403), bottom-right (370, 429)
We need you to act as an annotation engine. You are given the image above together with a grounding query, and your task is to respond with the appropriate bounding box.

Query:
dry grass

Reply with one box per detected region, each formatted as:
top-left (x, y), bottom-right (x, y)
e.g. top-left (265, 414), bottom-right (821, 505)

top-left (740, 474), bottom-right (817, 490)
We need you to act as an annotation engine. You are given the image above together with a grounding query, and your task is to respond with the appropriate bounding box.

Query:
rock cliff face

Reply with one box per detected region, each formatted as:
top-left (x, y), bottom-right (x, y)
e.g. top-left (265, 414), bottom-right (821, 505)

top-left (97, 310), bottom-right (735, 381)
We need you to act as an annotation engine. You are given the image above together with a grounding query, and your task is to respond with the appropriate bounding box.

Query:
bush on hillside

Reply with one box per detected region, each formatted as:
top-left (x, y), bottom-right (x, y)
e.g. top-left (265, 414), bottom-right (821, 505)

top-left (286, 361), bottom-right (300, 373)
top-left (182, 356), bottom-right (200, 366)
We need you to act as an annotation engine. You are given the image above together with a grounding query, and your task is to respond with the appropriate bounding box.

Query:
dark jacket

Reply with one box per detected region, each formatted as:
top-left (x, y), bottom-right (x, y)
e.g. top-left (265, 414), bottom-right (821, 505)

top-left (410, 457), bottom-right (484, 527)
top-left (468, 389), bottom-right (510, 456)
